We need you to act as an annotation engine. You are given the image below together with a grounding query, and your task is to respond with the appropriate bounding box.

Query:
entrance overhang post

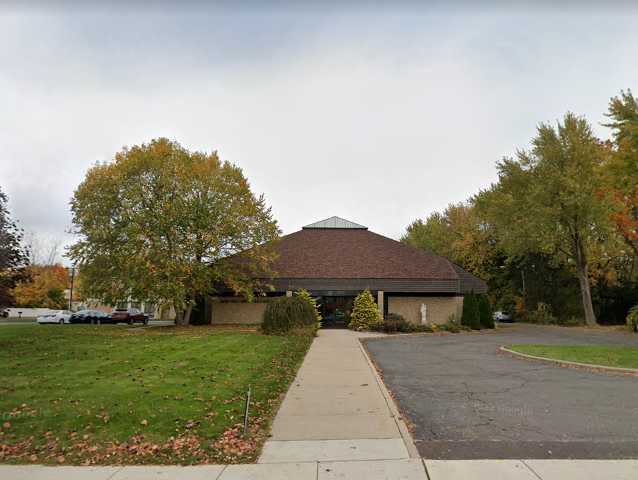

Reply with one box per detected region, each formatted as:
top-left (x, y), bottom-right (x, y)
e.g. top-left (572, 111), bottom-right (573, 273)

top-left (377, 290), bottom-right (384, 320)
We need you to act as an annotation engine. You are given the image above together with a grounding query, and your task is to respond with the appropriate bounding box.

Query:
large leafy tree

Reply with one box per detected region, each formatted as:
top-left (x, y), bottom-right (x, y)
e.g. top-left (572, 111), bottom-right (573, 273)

top-left (476, 113), bottom-right (612, 326)
top-left (0, 187), bottom-right (29, 306)
top-left (402, 202), bottom-right (515, 309)
top-left (604, 90), bottom-right (638, 268)
top-left (402, 202), bottom-right (501, 282)
top-left (69, 138), bottom-right (280, 325)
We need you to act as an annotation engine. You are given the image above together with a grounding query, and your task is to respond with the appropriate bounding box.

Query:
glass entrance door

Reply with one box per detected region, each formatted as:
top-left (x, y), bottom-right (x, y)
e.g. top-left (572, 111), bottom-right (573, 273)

top-left (321, 296), bottom-right (354, 328)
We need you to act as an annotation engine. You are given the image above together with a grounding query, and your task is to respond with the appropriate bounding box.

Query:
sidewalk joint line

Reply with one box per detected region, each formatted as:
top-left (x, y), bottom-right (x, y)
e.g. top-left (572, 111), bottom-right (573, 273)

top-left (105, 466), bottom-right (124, 480)
top-left (214, 464), bottom-right (228, 480)
top-left (521, 459), bottom-right (544, 480)
top-left (421, 458), bottom-right (432, 480)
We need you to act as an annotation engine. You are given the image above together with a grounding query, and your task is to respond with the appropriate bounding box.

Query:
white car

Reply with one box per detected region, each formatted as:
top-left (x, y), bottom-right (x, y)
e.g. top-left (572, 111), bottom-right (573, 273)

top-left (493, 310), bottom-right (513, 323)
top-left (36, 310), bottom-right (72, 324)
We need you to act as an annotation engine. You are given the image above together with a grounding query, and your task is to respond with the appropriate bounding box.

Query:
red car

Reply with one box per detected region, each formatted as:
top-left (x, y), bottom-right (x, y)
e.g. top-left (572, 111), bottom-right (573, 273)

top-left (110, 307), bottom-right (149, 325)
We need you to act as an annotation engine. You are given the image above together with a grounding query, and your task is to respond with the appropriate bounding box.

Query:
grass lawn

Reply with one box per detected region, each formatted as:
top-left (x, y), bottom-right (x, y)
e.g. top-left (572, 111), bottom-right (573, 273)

top-left (0, 325), bottom-right (312, 465)
top-left (508, 344), bottom-right (638, 369)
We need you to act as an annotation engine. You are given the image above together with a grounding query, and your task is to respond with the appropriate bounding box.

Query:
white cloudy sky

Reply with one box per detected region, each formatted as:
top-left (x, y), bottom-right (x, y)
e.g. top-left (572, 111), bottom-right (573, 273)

top-left (1, 2), bottom-right (637, 264)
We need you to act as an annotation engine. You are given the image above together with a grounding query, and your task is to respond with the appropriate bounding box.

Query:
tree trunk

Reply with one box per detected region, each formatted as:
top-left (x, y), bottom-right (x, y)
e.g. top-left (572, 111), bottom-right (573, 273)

top-left (175, 307), bottom-right (188, 326)
top-left (575, 241), bottom-right (597, 326)
top-left (183, 304), bottom-right (193, 325)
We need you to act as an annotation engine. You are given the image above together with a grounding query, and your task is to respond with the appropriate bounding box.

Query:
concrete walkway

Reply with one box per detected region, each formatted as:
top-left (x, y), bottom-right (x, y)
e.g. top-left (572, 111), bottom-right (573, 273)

top-left (2, 459), bottom-right (638, 479)
top-left (259, 329), bottom-right (415, 463)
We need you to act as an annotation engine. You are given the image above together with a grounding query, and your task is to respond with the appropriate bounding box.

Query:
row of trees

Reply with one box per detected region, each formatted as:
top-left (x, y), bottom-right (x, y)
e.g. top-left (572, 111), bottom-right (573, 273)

top-left (403, 90), bottom-right (638, 326)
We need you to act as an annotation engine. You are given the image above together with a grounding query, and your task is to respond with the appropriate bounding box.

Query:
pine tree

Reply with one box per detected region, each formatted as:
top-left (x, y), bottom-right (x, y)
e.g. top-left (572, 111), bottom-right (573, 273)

top-left (478, 294), bottom-right (495, 329)
top-left (461, 292), bottom-right (481, 330)
top-left (349, 289), bottom-right (381, 330)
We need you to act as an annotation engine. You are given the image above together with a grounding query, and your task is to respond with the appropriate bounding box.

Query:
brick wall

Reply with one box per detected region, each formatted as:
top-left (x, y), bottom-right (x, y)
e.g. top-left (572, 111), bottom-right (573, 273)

top-left (210, 299), bottom-right (268, 325)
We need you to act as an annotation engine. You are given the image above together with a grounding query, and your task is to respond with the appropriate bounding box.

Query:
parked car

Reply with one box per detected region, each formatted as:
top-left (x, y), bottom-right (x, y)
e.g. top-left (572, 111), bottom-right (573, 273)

top-left (69, 310), bottom-right (111, 324)
top-left (493, 310), bottom-right (513, 323)
top-left (36, 310), bottom-right (72, 324)
top-left (110, 307), bottom-right (149, 325)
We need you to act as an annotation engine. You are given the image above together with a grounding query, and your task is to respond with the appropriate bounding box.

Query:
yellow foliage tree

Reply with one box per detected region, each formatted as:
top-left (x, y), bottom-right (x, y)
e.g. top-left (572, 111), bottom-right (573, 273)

top-left (13, 264), bottom-right (68, 309)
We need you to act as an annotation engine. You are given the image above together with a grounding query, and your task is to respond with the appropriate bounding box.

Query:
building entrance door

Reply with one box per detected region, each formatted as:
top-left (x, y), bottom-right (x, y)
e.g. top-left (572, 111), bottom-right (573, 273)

top-left (321, 296), bottom-right (354, 328)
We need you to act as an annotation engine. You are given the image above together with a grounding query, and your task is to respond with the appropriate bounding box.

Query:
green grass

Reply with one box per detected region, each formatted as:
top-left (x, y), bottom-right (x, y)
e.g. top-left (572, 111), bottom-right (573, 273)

top-left (508, 344), bottom-right (638, 369)
top-left (0, 325), bottom-right (312, 465)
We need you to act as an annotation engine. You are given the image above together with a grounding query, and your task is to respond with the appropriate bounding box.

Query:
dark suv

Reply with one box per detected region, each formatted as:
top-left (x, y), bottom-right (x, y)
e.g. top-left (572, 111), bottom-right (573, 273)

top-left (110, 308), bottom-right (149, 325)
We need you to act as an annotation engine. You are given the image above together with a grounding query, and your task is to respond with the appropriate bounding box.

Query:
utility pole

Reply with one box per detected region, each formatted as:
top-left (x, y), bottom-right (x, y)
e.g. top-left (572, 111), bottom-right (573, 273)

top-left (68, 266), bottom-right (75, 311)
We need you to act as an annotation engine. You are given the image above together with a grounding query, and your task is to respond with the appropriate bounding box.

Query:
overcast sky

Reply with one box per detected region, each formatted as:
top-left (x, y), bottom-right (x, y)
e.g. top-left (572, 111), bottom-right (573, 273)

top-left (1, 2), bottom-right (637, 264)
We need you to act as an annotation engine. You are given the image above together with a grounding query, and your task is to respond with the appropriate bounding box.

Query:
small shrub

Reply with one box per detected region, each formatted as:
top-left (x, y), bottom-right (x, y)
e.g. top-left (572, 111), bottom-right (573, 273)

top-left (461, 292), bottom-right (481, 330)
top-left (369, 313), bottom-right (434, 334)
top-left (295, 289), bottom-right (322, 332)
top-left (526, 302), bottom-right (557, 325)
top-left (262, 296), bottom-right (318, 335)
top-left (627, 305), bottom-right (638, 333)
top-left (349, 289), bottom-right (382, 331)
top-left (477, 294), bottom-right (495, 329)
top-left (435, 314), bottom-right (468, 333)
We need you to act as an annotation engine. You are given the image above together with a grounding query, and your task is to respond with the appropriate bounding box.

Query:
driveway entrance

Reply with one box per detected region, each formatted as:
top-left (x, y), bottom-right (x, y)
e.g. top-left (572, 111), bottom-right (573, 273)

top-left (364, 324), bottom-right (638, 459)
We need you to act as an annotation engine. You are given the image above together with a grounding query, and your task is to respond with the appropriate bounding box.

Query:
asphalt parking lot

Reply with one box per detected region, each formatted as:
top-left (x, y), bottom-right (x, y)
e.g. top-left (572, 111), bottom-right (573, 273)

top-left (364, 324), bottom-right (638, 459)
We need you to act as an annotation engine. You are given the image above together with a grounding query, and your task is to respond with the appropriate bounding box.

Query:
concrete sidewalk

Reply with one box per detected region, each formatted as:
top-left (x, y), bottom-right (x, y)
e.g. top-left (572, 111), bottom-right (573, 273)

top-left (2, 459), bottom-right (638, 479)
top-left (259, 329), bottom-right (415, 463)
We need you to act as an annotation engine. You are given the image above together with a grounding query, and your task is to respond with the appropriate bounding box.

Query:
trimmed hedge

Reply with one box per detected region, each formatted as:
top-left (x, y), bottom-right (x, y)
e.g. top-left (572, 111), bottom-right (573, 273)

top-left (261, 295), bottom-right (318, 335)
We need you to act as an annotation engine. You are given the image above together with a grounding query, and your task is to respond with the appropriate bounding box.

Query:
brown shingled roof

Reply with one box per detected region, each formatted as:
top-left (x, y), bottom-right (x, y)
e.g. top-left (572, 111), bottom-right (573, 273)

top-left (271, 228), bottom-right (459, 280)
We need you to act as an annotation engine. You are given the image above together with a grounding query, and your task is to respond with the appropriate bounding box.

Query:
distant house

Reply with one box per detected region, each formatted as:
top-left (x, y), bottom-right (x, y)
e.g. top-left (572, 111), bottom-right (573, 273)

top-left (207, 216), bottom-right (486, 327)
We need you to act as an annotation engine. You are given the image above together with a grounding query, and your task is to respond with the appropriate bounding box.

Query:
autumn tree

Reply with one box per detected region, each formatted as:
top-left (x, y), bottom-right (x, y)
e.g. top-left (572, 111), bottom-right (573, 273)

top-left (13, 264), bottom-right (68, 309)
top-left (402, 202), bottom-right (516, 309)
top-left (69, 138), bottom-right (280, 325)
top-left (477, 113), bottom-right (611, 326)
top-left (604, 90), bottom-right (638, 269)
top-left (402, 202), bottom-right (501, 282)
top-left (0, 187), bottom-right (29, 306)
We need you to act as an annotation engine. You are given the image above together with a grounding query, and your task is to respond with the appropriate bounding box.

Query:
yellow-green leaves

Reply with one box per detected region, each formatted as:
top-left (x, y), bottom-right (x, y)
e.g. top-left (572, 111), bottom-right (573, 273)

top-left (69, 138), bottom-right (280, 322)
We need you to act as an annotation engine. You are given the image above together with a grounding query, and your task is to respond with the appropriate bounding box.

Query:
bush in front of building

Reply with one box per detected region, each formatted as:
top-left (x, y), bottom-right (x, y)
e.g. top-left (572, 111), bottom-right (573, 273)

top-left (295, 289), bottom-right (322, 331)
top-left (371, 313), bottom-right (434, 333)
top-left (349, 289), bottom-right (382, 331)
top-left (461, 292), bottom-right (481, 330)
top-left (477, 294), bottom-right (495, 329)
top-left (435, 314), bottom-right (466, 333)
top-left (626, 304), bottom-right (638, 332)
top-left (261, 295), bottom-right (318, 335)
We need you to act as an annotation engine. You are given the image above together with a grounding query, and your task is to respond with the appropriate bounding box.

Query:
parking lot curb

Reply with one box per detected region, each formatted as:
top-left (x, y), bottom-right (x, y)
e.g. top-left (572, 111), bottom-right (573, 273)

top-left (499, 346), bottom-right (638, 376)
top-left (358, 338), bottom-right (421, 459)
